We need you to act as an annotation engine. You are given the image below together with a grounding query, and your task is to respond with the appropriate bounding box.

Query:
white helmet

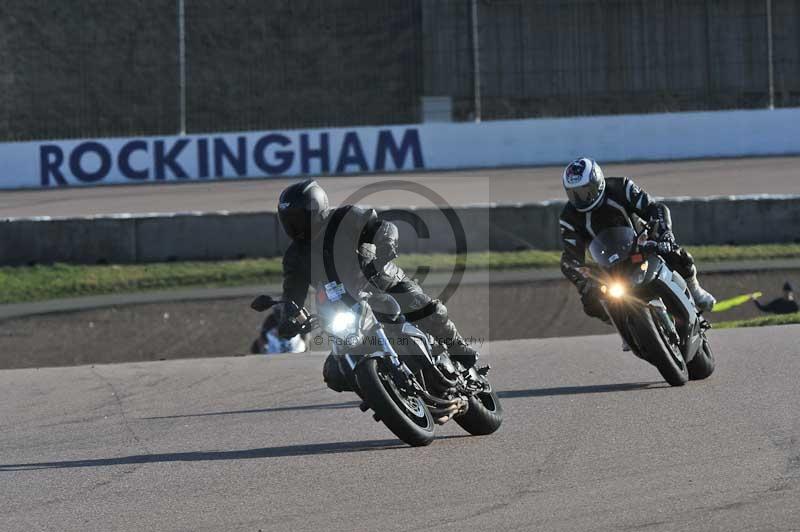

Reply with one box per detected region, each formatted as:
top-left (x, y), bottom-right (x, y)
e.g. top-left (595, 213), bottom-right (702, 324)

top-left (562, 157), bottom-right (606, 212)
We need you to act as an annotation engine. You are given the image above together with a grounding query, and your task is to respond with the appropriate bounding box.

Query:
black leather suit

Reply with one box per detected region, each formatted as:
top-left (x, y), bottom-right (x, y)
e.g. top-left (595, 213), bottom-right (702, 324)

top-left (281, 205), bottom-right (464, 346)
top-left (559, 177), bottom-right (697, 320)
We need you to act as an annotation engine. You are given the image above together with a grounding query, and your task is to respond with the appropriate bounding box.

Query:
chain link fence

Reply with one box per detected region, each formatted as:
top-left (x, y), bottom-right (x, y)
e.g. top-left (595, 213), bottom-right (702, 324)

top-left (1, 0), bottom-right (798, 141)
top-left (0, 0), bottom-right (179, 141)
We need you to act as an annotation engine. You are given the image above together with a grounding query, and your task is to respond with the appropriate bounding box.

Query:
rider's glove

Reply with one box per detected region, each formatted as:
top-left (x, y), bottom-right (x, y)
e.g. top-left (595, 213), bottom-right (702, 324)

top-left (656, 240), bottom-right (674, 255)
top-left (656, 230), bottom-right (676, 255)
top-left (578, 277), bottom-right (598, 298)
top-left (278, 314), bottom-right (319, 337)
top-left (277, 318), bottom-right (302, 338)
top-left (276, 301), bottom-right (305, 337)
top-left (658, 230), bottom-right (676, 244)
top-left (359, 243), bottom-right (384, 281)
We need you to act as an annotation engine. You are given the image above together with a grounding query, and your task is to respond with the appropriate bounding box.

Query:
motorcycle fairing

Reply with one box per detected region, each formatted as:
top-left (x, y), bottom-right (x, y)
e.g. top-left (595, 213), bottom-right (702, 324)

top-left (643, 258), bottom-right (703, 362)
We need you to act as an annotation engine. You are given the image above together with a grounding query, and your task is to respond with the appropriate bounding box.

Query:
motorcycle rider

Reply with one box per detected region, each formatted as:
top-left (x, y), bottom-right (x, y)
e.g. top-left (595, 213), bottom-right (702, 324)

top-left (559, 157), bottom-right (716, 325)
top-left (275, 179), bottom-right (480, 391)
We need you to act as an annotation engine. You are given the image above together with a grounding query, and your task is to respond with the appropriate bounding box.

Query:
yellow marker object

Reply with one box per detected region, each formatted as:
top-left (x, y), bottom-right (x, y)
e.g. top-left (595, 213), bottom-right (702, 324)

top-left (712, 292), bottom-right (763, 313)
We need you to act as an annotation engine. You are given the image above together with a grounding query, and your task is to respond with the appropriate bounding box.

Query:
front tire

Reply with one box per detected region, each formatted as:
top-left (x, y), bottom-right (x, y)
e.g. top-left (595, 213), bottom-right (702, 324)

top-left (455, 389), bottom-right (503, 436)
top-left (355, 357), bottom-right (435, 447)
top-left (631, 309), bottom-right (688, 387)
top-left (687, 337), bottom-right (715, 380)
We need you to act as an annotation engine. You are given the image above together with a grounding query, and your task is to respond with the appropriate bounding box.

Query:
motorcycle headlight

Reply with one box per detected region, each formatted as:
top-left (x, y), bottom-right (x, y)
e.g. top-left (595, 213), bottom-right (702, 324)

top-left (601, 282), bottom-right (626, 299)
top-left (330, 312), bottom-right (357, 335)
top-left (609, 283), bottom-right (625, 298)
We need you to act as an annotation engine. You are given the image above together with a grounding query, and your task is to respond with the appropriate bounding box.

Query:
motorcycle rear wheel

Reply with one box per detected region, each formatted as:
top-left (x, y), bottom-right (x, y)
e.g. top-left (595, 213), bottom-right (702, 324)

top-left (687, 337), bottom-right (715, 380)
top-left (455, 389), bottom-right (503, 436)
top-left (356, 358), bottom-right (435, 447)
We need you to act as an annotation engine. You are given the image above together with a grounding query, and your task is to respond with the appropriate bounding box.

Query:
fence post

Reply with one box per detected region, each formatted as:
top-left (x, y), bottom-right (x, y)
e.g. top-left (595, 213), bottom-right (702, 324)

top-left (766, 0), bottom-right (775, 109)
top-left (178, 0), bottom-right (187, 133)
top-left (470, 0), bottom-right (482, 122)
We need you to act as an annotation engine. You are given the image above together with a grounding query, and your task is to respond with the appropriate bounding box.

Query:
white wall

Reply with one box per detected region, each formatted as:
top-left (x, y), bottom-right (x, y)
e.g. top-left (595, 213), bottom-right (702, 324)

top-left (1, 108), bottom-right (798, 190)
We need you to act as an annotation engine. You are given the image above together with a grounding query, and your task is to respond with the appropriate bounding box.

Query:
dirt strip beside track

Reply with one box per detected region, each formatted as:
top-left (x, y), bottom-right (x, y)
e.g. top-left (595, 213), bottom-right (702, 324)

top-left (2, 268), bottom-right (796, 370)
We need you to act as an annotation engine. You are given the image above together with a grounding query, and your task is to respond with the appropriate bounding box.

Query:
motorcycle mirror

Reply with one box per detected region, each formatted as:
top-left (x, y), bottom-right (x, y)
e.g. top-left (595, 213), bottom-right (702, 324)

top-left (250, 295), bottom-right (277, 312)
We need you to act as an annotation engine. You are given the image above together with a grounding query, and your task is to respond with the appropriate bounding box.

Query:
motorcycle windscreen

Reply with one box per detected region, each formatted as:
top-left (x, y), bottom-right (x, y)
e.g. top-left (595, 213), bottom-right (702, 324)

top-left (589, 227), bottom-right (637, 268)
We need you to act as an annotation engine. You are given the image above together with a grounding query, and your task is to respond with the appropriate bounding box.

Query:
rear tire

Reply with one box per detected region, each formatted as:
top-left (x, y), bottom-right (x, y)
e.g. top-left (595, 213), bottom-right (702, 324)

top-left (632, 310), bottom-right (688, 387)
top-left (688, 338), bottom-right (715, 380)
top-left (455, 389), bottom-right (503, 436)
top-left (355, 358), bottom-right (435, 447)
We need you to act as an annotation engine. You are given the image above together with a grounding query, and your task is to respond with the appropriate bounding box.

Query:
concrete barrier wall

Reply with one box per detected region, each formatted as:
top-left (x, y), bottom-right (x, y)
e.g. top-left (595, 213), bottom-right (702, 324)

top-left (0, 216), bottom-right (137, 265)
top-left (0, 212), bottom-right (285, 265)
top-left (2, 195), bottom-right (798, 265)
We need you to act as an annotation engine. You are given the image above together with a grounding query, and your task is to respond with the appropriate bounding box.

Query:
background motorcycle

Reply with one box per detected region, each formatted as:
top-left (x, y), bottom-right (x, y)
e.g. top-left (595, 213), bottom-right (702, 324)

top-left (251, 288), bottom-right (503, 446)
top-left (587, 226), bottom-right (715, 386)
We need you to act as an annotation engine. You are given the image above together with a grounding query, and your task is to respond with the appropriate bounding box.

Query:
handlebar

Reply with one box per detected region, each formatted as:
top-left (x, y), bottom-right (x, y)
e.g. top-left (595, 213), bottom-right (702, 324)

top-left (296, 314), bottom-right (319, 334)
top-left (640, 240), bottom-right (659, 253)
top-left (250, 294), bottom-right (319, 336)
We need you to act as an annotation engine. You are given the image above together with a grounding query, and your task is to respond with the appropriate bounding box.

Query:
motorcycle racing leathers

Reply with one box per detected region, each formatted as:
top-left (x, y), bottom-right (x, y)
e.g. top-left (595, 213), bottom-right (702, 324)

top-left (279, 205), bottom-right (478, 390)
top-left (559, 176), bottom-right (713, 319)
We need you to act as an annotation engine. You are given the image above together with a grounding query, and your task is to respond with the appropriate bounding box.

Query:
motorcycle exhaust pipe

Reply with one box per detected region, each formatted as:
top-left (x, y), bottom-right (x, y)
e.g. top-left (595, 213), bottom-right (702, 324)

top-left (428, 398), bottom-right (468, 424)
top-left (428, 403), bottom-right (460, 416)
top-left (430, 403), bottom-right (460, 425)
top-left (418, 389), bottom-right (460, 408)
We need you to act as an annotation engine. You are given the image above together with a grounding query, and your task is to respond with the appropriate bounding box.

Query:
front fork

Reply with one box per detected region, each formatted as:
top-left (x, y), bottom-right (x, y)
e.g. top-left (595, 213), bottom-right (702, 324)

top-left (601, 298), bottom-right (679, 358)
top-left (351, 327), bottom-right (418, 394)
top-left (649, 300), bottom-right (680, 346)
top-left (601, 300), bottom-right (638, 355)
top-left (356, 328), bottom-right (468, 420)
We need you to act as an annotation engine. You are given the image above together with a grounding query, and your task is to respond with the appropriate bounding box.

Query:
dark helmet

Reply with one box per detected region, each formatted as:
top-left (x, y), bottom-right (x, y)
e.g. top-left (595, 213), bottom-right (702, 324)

top-left (562, 157), bottom-right (606, 212)
top-left (783, 281), bottom-right (795, 293)
top-left (278, 179), bottom-right (329, 240)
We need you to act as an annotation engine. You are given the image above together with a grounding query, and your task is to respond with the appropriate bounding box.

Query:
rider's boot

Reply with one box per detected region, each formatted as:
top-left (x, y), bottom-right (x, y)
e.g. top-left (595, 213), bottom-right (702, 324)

top-left (421, 315), bottom-right (479, 369)
top-left (447, 335), bottom-right (480, 369)
top-left (323, 353), bottom-right (353, 393)
top-left (687, 275), bottom-right (716, 312)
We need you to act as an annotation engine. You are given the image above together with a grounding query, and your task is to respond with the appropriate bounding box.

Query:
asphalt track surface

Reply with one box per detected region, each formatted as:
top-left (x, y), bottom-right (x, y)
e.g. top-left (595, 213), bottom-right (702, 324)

top-left (2, 326), bottom-right (799, 531)
top-left (2, 156), bottom-right (799, 218)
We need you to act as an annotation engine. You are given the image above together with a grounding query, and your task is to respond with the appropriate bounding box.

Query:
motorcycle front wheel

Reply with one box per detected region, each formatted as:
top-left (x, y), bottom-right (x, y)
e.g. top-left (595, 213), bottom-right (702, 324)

top-left (356, 357), bottom-right (435, 447)
top-left (631, 309), bottom-right (689, 387)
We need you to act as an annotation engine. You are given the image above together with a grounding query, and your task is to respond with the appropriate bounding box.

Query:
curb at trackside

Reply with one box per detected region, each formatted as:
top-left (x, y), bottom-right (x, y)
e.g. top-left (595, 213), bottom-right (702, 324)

top-left (2, 258), bottom-right (800, 321)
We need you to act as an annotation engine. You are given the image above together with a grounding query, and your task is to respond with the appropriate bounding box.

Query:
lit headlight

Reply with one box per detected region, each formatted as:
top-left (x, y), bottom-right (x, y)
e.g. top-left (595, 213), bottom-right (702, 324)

top-left (330, 312), bottom-right (356, 334)
top-left (602, 282), bottom-right (626, 299)
top-left (608, 283), bottom-right (626, 299)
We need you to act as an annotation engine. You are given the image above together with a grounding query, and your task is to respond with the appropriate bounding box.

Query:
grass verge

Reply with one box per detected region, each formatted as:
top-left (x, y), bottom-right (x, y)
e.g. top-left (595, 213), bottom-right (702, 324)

top-left (715, 312), bottom-right (800, 329)
top-left (1, 243), bottom-right (799, 305)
